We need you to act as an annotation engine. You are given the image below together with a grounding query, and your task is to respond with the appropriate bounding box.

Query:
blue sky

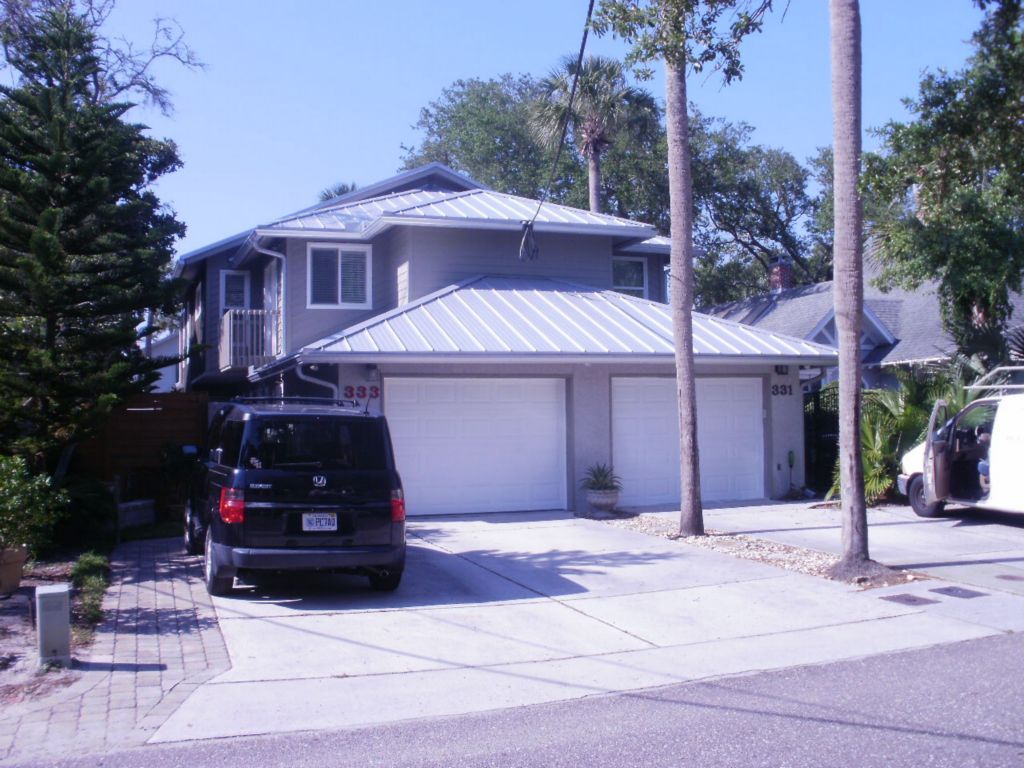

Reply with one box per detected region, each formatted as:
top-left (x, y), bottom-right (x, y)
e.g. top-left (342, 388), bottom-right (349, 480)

top-left (98, 1), bottom-right (984, 257)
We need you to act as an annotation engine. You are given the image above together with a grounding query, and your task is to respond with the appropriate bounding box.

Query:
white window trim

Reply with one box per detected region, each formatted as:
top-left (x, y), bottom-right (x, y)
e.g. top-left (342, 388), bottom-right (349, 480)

top-left (306, 243), bottom-right (373, 310)
top-left (220, 270), bottom-right (251, 312)
top-left (612, 256), bottom-right (648, 298)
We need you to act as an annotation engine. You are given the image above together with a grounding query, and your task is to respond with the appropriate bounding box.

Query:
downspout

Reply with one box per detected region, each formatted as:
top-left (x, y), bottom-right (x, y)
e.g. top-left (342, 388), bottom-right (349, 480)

top-left (295, 363), bottom-right (339, 400)
top-left (250, 235), bottom-right (288, 360)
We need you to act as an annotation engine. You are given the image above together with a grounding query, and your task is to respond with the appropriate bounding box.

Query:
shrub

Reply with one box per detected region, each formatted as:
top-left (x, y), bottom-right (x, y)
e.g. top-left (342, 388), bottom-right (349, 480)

top-left (51, 474), bottom-right (117, 552)
top-left (0, 455), bottom-right (68, 555)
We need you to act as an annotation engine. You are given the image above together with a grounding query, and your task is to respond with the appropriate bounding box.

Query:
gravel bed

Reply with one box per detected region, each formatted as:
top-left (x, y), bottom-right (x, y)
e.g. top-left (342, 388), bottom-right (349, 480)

top-left (602, 511), bottom-right (921, 587)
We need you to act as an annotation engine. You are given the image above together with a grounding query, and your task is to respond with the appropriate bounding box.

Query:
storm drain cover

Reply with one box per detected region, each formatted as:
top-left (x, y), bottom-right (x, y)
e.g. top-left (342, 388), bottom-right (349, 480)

top-left (930, 586), bottom-right (989, 599)
top-left (879, 593), bottom-right (940, 606)
top-left (996, 574), bottom-right (1024, 582)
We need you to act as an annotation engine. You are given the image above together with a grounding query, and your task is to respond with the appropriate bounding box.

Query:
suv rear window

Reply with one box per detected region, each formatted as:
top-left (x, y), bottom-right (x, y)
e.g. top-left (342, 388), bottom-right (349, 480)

top-left (241, 417), bottom-right (387, 471)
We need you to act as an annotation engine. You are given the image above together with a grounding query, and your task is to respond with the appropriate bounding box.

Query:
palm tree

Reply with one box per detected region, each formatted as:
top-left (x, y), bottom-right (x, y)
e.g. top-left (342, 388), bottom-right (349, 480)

top-left (318, 181), bottom-right (357, 203)
top-left (664, 57), bottom-right (704, 535)
top-left (829, 0), bottom-right (870, 575)
top-left (533, 54), bottom-right (659, 213)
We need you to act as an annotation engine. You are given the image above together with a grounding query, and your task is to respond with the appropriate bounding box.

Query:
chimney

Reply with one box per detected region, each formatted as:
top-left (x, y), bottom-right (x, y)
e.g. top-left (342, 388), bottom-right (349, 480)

top-left (769, 257), bottom-right (793, 293)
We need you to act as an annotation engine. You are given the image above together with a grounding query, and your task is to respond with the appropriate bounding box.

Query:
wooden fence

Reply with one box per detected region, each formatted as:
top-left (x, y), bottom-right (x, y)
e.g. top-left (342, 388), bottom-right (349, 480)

top-left (75, 392), bottom-right (209, 497)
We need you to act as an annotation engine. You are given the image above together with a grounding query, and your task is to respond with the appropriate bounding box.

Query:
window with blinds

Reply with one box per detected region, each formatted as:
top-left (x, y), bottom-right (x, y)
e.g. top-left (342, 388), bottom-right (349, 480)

top-left (307, 244), bottom-right (372, 308)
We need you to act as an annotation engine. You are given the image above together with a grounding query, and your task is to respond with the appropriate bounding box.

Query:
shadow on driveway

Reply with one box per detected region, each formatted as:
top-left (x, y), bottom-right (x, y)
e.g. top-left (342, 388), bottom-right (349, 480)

top-left (221, 540), bottom-right (681, 613)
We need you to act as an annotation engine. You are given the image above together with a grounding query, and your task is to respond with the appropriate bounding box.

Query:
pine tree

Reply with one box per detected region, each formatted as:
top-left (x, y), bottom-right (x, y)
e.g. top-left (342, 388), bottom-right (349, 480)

top-left (0, 4), bottom-right (184, 469)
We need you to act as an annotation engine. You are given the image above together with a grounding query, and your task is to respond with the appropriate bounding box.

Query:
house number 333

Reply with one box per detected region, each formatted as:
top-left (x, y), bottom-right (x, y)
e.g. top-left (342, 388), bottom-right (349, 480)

top-left (342, 385), bottom-right (381, 399)
top-left (771, 384), bottom-right (794, 396)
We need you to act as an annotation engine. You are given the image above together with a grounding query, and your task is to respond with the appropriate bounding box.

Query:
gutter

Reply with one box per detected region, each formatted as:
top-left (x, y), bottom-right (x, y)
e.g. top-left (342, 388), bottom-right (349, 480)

top-left (249, 351), bottom-right (839, 381)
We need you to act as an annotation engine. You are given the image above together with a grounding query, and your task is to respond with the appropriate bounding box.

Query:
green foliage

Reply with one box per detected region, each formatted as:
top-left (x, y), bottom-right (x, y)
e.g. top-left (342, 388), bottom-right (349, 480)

top-left (0, 454), bottom-right (67, 554)
top-left (318, 181), bottom-right (357, 203)
top-left (70, 550), bottom-right (109, 626)
top-left (826, 364), bottom-right (986, 503)
top-left (52, 473), bottom-right (116, 552)
top-left (402, 74), bottom-right (562, 199)
top-left (592, 0), bottom-right (774, 76)
top-left (0, 4), bottom-right (185, 469)
top-left (581, 462), bottom-right (623, 491)
top-left (865, 0), bottom-right (1024, 366)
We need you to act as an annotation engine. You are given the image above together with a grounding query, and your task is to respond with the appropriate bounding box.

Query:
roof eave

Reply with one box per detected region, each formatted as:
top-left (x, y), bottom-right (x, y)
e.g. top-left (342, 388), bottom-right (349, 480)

top-left (250, 351), bottom-right (838, 379)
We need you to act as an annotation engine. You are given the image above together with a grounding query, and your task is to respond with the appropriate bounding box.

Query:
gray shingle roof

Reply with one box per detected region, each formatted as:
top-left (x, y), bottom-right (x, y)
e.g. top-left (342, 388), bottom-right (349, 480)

top-left (706, 261), bottom-right (1024, 367)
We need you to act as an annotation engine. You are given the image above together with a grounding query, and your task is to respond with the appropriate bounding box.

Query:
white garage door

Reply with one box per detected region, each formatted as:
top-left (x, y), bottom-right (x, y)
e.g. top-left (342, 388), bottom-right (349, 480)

top-left (612, 377), bottom-right (765, 506)
top-left (384, 377), bottom-right (567, 516)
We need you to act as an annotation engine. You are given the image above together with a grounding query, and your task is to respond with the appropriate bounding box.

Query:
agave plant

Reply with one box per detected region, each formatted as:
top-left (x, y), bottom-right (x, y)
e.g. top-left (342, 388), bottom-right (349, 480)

top-left (580, 463), bottom-right (622, 491)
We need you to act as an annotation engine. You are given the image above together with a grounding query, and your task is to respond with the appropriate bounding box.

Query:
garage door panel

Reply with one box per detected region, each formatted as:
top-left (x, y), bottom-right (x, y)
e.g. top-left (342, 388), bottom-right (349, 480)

top-left (385, 378), bottom-right (566, 516)
top-left (613, 377), bottom-right (764, 506)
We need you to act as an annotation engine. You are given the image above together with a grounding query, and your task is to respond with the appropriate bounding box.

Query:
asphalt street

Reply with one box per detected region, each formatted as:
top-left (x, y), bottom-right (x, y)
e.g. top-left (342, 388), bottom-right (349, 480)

top-left (25, 633), bottom-right (1024, 768)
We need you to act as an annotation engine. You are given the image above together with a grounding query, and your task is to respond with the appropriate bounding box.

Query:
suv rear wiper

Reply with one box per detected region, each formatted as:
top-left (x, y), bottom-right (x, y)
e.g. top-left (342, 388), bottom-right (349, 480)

top-left (273, 461), bottom-right (323, 469)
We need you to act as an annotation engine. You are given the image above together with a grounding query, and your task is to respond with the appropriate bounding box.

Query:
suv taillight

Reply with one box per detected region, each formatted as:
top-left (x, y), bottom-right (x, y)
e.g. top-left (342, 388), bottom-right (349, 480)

top-left (219, 487), bottom-right (245, 524)
top-left (390, 489), bottom-right (406, 522)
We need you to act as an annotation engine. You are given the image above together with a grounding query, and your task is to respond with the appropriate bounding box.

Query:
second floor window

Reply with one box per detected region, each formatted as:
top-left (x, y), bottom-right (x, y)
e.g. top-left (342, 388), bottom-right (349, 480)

top-left (612, 257), bottom-right (647, 298)
top-left (220, 271), bottom-right (250, 311)
top-left (307, 244), bottom-right (372, 309)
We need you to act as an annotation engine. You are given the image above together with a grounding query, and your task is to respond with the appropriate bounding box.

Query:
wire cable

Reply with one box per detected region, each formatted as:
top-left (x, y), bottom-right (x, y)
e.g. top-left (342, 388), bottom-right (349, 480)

top-left (520, 0), bottom-right (596, 261)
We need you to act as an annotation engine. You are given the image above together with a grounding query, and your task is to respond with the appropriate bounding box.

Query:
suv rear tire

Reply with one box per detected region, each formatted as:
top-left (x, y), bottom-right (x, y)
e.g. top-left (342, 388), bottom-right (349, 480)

top-left (368, 567), bottom-right (403, 591)
top-left (908, 475), bottom-right (945, 518)
top-left (204, 532), bottom-right (234, 596)
top-left (184, 502), bottom-right (203, 556)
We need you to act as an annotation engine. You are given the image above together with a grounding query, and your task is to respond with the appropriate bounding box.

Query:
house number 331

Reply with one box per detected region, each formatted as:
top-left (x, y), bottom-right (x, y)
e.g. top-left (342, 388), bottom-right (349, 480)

top-left (771, 384), bottom-right (794, 396)
top-left (342, 385), bottom-right (381, 399)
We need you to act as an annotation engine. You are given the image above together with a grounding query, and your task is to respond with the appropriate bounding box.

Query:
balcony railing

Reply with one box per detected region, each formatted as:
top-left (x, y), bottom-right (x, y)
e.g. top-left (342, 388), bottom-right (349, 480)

top-left (219, 309), bottom-right (278, 371)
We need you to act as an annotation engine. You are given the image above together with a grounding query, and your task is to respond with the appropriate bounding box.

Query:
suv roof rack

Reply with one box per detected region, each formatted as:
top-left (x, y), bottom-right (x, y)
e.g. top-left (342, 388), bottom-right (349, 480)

top-left (965, 366), bottom-right (1024, 394)
top-left (231, 396), bottom-right (363, 409)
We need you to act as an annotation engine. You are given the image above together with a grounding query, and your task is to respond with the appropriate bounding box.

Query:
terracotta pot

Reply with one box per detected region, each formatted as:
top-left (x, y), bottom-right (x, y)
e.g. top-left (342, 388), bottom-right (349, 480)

top-left (585, 489), bottom-right (620, 513)
top-left (0, 546), bottom-right (28, 594)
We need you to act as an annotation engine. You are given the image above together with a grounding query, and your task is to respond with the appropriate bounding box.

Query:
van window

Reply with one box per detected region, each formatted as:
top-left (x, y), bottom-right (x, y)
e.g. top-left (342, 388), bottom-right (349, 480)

top-left (242, 417), bottom-right (386, 471)
top-left (219, 421), bottom-right (245, 467)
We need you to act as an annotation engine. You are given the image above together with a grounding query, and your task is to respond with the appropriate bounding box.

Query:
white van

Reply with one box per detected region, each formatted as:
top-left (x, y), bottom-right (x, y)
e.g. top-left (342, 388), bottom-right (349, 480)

top-left (898, 368), bottom-right (1024, 517)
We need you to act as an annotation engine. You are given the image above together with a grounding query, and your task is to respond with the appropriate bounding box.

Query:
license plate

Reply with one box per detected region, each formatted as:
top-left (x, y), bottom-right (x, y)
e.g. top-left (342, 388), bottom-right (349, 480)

top-left (302, 512), bottom-right (337, 532)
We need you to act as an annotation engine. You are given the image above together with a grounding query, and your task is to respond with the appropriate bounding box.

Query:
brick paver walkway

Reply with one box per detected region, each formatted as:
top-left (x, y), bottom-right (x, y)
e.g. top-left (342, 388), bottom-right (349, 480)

top-left (0, 539), bottom-right (229, 762)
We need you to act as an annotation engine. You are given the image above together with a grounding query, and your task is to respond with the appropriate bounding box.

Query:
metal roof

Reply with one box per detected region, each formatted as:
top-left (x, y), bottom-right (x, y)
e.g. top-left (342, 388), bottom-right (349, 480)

top-left (289, 276), bottom-right (838, 366)
top-left (259, 188), bottom-right (656, 239)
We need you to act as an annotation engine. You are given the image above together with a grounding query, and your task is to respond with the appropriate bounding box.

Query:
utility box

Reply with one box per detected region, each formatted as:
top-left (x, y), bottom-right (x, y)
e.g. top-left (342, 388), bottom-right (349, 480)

top-left (36, 583), bottom-right (71, 668)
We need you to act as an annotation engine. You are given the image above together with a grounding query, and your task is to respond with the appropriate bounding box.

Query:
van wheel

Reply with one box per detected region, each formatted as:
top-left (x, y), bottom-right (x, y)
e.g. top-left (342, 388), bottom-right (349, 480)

top-left (204, 532), bottom-right (234, 596)
top-left (908, 475), bottom-right (945, 518)
top-left (184, 502), bottom-right (204, 556)
top-left (368, 567), bottom-right (403, 592)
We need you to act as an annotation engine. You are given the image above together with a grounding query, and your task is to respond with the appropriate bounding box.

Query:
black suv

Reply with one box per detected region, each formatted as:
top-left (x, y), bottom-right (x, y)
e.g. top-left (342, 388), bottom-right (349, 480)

top-left (185, 398), bottom-right (406, 596)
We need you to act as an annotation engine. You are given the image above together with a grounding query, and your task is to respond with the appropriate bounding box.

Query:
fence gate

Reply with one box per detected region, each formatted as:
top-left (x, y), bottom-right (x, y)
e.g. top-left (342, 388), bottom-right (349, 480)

top-left (76, 392), bottom-right (209, 498)
top-left (804, 387), bottom-right (839, 494)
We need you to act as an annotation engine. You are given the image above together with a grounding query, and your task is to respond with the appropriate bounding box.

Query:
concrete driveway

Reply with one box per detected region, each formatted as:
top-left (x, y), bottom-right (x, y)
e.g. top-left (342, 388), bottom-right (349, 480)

top-left (150, 507), bottom-right (1024, 744)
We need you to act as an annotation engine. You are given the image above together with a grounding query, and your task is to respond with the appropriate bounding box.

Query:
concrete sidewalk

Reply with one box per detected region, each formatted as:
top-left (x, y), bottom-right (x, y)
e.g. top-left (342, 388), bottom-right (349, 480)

top-left (3, 505), bottom-right (1023, 762)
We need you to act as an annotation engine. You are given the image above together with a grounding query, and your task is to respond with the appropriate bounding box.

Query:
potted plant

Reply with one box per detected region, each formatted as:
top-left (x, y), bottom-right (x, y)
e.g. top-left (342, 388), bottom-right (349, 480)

top-left (0, 456), bottom-right (65, 594)
top-left (580, 463), bottom-right (622, 514)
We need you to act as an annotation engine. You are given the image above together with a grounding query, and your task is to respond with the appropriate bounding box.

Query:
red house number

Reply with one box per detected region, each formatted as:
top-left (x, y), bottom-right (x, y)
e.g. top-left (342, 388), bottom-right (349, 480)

top-left (342, 385), bottom-right (380, 399)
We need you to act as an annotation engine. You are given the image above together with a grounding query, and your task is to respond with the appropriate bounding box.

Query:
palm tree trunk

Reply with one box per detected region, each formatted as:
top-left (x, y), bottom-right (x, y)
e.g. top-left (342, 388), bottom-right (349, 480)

top-left (830, 0), bottom-right (869, 568)
top-left (587, 151), bottom-right (603, 213)
top-left (665, 59), bottom-right (703, 537)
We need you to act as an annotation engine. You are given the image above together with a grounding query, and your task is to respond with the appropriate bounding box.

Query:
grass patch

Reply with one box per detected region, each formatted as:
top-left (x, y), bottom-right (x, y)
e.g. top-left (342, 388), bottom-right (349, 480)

top-left (69, 551), bottom-right (110, 642)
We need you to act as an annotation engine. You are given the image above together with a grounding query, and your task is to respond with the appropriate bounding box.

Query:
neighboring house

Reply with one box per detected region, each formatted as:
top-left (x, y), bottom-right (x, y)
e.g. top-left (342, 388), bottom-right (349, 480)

top-left (146, 329), bottom-right (181, 392)
top-left (174, 163), bottom-right (836, 516)
top-left (708, 258), bottom-right (1024, 389)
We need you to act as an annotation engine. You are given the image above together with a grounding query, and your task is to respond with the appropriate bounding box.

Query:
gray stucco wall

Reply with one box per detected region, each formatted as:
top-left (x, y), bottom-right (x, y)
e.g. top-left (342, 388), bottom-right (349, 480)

top-left (315, 360), bottom-right (804, 512)
top-left (400, 228), bottom-right (616, 300)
